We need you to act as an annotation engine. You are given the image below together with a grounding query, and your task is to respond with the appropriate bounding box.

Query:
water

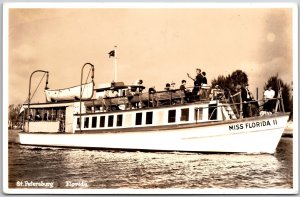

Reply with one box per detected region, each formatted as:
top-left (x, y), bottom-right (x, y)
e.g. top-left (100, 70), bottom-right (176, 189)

top-left (8, 138), bottom-right (293, 189)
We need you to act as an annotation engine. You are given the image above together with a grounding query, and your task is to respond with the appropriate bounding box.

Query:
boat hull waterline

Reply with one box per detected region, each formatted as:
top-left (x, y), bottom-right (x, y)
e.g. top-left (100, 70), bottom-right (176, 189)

top-left (18, 113), bottom-right (289, 154)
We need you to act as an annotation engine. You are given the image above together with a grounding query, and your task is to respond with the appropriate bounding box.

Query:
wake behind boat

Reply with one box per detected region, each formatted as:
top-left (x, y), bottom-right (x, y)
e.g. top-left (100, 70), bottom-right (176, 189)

top-left (18, 63), bottom-right (290, 154)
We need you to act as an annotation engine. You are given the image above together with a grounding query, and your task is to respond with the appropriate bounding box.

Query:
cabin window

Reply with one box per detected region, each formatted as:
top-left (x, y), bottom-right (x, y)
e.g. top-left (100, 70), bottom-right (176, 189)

top-left (50, 108), bottom-right (57, 120)
top-left (209, 104), bottom-right (217, 120)
top-left (195, 108), bottom-right (203, 120)
top-left (84, 117), bottom-right (89, 128)
top-left (117, 115), bottom-right (123, 126)
top-left (92, 116), bottom-right (97, 128)
top-left (76, 118), bottom-right (80, 128)
top-left (108, 115), bottom-right (114, 127)
top-left (43, 110), bottom-right (51, 121)
top-left (135, 113), bottom-right (142, 125)
top-left (146, 111), bottom-right (153, 125)
top-left (100, 116), bottom-right (105, 127)
top-left (181, 108), bottom-right (189, 121)
top-left (168, 110), bottom-right (176, 123)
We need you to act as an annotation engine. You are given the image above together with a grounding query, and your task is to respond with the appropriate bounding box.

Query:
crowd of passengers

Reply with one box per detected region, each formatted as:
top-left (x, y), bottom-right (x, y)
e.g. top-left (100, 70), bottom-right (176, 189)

top-left (98, 68), bottom-right (213, 111)
top-left (98, 67), bottom-right (278, 118)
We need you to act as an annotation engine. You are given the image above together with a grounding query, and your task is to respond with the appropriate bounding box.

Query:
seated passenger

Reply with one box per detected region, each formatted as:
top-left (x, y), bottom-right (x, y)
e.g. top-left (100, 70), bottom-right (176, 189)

top-left (110, 90), bottom-right (119, 97)
top-left (103, 90), bottom-right (111, 111)
top-left (180, 80), bottom-right (187, 91)
top-left (164, 83), bottom-right (171, 91)
top-left (149, 86), bottom-right (156, 94)
top-left (35, 112), bottom-right (42, 121)
top-left (148, 87), bottom-right (157, 107)
top-left (170, 82), bottom-right (176, 90)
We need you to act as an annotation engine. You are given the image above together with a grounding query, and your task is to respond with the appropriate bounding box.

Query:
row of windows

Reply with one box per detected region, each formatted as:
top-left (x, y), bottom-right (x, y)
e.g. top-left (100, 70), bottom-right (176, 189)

top-left (77, 111), bottom-right (154, 129)
top-left (77, 107), bottom-right (208, 129)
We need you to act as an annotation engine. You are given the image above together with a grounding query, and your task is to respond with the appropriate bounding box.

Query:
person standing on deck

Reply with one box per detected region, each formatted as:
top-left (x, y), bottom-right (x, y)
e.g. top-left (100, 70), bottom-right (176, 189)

top-left (202, 72), bottom-right (207, 85)
top-left (241, 84), bottom-right (252, 117)
top-left (201, 71), bottom-right (208, 99)
top-left (126, 87), bottom-right (133, 109)
top-left (263, 86), bottom-right (276, 112)
top-left (190, 68), bottom-right (203, 98)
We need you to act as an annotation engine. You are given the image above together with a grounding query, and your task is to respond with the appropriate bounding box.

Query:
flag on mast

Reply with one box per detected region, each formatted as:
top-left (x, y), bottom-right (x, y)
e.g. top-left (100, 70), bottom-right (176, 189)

top-left (108, 50), bottom-right (115, 58)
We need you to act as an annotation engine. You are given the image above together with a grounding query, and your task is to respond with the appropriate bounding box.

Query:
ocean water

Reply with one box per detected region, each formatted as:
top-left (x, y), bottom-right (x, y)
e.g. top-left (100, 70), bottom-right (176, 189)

top-left (8, 137), bottom-right (293, 190)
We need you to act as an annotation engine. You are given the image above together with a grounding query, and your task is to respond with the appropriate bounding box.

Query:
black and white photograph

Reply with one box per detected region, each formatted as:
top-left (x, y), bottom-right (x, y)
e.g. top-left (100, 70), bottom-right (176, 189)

top-left (3, 2), bottom-right (298, 194)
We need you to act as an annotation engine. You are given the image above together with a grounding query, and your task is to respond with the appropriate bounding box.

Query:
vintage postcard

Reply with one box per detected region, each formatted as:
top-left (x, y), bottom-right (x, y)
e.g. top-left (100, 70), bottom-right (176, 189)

top-left (3, 2), bottom-right (298, 194)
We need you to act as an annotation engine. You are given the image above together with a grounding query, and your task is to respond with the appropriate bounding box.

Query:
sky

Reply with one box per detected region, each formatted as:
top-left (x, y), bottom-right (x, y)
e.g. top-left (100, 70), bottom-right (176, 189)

top-left (7, 6), bottom-right (294, 105)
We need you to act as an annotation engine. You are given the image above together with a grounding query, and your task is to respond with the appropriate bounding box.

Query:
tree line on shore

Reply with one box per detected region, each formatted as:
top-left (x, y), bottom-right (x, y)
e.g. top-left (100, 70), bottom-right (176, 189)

top-left (211, 69), bottom-right (293, 119)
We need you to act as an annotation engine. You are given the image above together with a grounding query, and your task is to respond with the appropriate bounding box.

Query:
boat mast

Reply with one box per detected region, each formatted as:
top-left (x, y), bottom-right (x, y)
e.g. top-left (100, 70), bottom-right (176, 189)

top-left (26, 70), bottom-right (49, 132)
top-left (79, 63), bottom-right (95, 132)
top-left (114, 45), bottom-right (118, 82)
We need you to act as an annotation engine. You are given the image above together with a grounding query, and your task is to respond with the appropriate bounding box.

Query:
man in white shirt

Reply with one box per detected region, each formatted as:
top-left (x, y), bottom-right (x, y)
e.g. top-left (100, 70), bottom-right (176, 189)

top-left (264, 86), bottom-right (275, 99)
top-left (263, 86), bottom-right (276, 112)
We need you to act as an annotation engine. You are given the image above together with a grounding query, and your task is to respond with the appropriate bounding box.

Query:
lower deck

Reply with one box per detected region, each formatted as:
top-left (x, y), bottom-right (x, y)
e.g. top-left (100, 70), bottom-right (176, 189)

top-left (24, 100), bottom-right (238, 133)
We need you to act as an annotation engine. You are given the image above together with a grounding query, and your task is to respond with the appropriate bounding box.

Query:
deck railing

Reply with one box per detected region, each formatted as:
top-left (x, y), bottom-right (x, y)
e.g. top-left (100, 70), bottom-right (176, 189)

top-left (84, 85), bottom-right (284, 121)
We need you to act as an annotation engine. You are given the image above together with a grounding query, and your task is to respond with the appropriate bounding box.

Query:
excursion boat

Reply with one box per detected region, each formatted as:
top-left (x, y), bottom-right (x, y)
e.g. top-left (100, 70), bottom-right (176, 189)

top-left (19, 63), bottom-right (290, 154)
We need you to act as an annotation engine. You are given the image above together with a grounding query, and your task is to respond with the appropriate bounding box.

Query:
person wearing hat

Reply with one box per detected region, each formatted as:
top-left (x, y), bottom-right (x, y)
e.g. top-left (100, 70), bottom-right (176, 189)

top-left (241, 83), bottom-right (252, 118)
top-left (170, 82), bottom-right (176, 90)
top-left (164, 83), bottom-right (171, 91)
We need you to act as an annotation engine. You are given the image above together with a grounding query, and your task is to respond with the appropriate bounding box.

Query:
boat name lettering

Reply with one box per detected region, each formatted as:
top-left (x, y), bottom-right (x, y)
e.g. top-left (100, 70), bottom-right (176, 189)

top-left (229, 120), bottom-right (273, 131)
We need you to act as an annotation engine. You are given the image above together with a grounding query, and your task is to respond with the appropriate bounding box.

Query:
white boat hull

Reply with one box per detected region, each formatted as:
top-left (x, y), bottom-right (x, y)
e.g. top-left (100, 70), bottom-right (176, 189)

top-left (18, 114), bottom-right (289, 154)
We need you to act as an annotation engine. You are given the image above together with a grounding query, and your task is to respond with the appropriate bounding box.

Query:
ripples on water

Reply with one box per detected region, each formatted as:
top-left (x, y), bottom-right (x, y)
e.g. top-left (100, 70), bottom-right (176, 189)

top-left (8, 138), bottom-right (293, 189)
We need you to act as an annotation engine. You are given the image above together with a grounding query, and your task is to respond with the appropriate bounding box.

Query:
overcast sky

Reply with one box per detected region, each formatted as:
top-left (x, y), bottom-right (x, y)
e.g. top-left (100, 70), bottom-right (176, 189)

top-left (8, 6), bottom-right (293, 104)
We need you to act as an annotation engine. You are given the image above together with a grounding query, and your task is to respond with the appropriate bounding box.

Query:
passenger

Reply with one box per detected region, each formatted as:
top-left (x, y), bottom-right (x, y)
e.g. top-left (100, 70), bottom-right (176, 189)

top-left (180, 80), bottom-right (187, 91)
top-left (263, 86), bottom-right (276, 112)
top-left (200, 71), bottom-right (208, 99)
top-left (188, 68), bottom-right (203, 98)
top-left (170, 82), bottom-right (176, 90)
top-left (103, 90), bottom-right (111, 111)
top-left (148, 86), bottom-right (157, 107)
top-left (110, 90), bottom-right (119, 97)
top-left (135, 79), bottom-right (144, 93)
top-left (241, 84), bottom-right (252, 118)
top-left (164, 83), bottom-right (171, 91)
top-left (180, 80), bottom-right (192, 103)
top-left (126, 87), bottom-right (133, 109)
top-left (28, 114), bottom-right (33, 121)
top-left (35, 112), bottom-right (42, 121)
top-left (43, 112), bottom-right (48, 121)
top-left (59, 114), bottom-right (65, 132)
top-left (202, 72), bottom-right (207, 85)
top-left (241, 84), bottom-right (259, 117)
top-left (149, 86), bottom-right (156, 94)
top-left (132, 86), bottom-right (143, 108)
